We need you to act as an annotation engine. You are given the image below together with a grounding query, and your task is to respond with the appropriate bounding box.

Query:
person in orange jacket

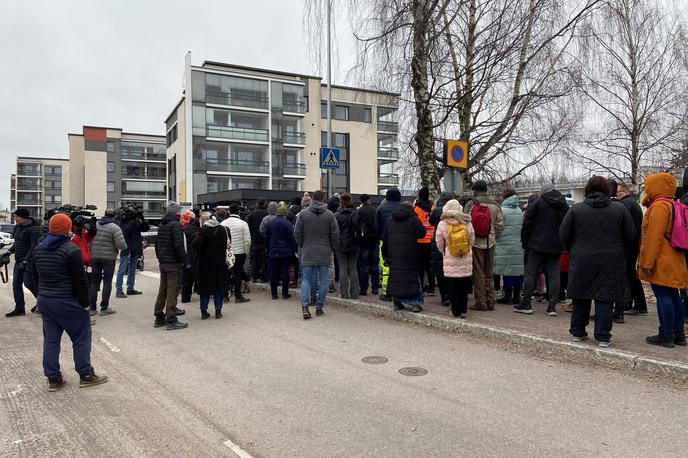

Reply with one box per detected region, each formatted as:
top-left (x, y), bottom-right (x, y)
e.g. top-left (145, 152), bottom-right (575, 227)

top-left (414, 187), bottom-right (435, 296)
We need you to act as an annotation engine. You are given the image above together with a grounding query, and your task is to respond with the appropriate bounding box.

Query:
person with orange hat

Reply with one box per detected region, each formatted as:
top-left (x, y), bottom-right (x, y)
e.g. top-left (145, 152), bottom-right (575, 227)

top-left (31, 213), bottom-right (108, 391)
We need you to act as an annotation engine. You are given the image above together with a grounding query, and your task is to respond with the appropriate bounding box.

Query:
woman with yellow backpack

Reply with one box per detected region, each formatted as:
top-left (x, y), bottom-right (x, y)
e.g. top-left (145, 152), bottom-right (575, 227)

top-left (435, 199), bottom-right (475, 318)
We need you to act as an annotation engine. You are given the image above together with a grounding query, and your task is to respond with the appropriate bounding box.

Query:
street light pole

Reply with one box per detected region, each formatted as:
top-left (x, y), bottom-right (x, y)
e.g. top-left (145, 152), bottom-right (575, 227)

top-left (326, 0), bottom-right (333, 196)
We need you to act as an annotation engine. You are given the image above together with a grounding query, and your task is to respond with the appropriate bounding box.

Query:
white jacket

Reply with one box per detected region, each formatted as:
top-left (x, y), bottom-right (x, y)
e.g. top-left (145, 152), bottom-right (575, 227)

top-left (221, 215), bottom-right (251, 255)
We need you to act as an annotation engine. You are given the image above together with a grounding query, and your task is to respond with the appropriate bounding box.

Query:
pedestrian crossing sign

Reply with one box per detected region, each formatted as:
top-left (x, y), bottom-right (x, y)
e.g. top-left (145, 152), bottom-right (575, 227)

top-left (444, 139), bottom-right (468, 169)
top-left (320, 147), bottom-right (340, 169)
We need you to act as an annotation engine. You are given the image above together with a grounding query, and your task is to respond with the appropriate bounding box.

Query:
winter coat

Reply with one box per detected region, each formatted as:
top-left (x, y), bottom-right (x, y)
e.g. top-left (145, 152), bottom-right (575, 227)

top-left (70, 230), bottom-right (95, 266)
top-left (247, 207), bottom-right (269, 250)
top-left (559, 192), bottom-right (635, 302)
top-left (294, 200), bottom-right (339, 266)
top-left (375, 188), bottom-right (402, 238)
top-left (12, 217), bottom-right (44, 263)
top-left (122, 218), bottom-right (148, 257)
top-left (266, 216), bottom-right (297, 258)
top-left (617, 195), bottom-right (643, 262)
top-left (32, 233), bottom-right (90, 307)
top-left (429, 192), bottom-right (453, 277)
top-left (414, 200), bottom-right (434, 244)
top-left (192, 224), bottom-right (231, 296)
top-left (638, 173), bottom-right (688, 289)
top-left (221, 215), bottom-right (251, 255)
top-left (521, 190), bottom-right (569, 254)
top-left (90, 217), bottom-right (127, 260)
top-left (463, 193), bottom-right (504, 249)
top-left (287, 205), bottom-right (302, 224)
top-left (352, 203), bottom-right (378, 245)
top-left (260, 202), bottom-right (279, 237)
top-left (382, 205), bottom-right (426, 297)
top-left (182, 223), bottom-right (199, 266)
top-left (155, 212), bottom-right (186, 265)
top-left (335, 206), bottom-right (357, 253)
top-left (494, 195), bottom-right (525, 276)
top-left (435, 219), bottom-right (475, 278)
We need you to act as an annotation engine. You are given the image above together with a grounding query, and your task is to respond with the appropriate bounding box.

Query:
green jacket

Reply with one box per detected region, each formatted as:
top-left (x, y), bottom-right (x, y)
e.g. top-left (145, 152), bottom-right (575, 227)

top-left (494, 195), bottom-right (524, 276)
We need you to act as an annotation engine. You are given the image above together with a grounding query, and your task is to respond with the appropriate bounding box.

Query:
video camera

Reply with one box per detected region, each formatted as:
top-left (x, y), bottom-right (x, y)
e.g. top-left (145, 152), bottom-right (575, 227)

top-left (115, 204), bottom-right (145, 226)
top-left (44, 204), bottom-right (98, 222)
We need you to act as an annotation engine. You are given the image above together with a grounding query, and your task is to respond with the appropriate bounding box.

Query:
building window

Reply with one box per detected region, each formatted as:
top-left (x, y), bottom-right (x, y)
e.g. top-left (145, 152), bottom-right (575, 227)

top-left (335, 105), bottom-right (349, 121)
top-left (107, 182), bottom-right (115, 192)
top-left (166, 124), bottom-right (178, 147)
top-left (45, 166), bottom-right (54, 176)
top-left (363, 108), bottom-right (372, 123)
top-left (107, 201), bottom-right (116, 209)
top-left (54, 180), bottom-right (61, 190)
top-left (107, 161), bottom-right (115, 173)
top-left (107, 141), bottom-right (115, 153)
top-left (53, 166), bottom-right (62, 176)
top-left (54, 195), bottom-right (62, 204)
top-left (44, 180), bottom-right (53, 190)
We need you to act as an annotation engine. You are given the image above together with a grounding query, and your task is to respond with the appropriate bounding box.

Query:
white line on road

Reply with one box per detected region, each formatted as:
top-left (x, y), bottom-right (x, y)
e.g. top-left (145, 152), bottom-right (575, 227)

top-left (223, 439), bottom-right (254, 458)
top-left (139, 270), bottom-right (160, 279)
top-left (99, 337), bottom-right (121, 353)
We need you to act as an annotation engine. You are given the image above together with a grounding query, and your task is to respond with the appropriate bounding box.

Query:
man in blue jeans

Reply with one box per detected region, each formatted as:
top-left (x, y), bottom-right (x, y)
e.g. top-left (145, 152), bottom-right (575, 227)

top-left (6, 208), bottom-right (44, 317)
top-left (294, 190), bottom-right (339, 319)
top-left (115, 208), bottom-right (149, 298)
top-left (89, 209), bottom-right (127, 316)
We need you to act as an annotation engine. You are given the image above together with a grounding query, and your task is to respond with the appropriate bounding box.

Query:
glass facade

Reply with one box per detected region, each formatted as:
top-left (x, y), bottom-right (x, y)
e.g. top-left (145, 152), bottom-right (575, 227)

top-left (198, 71), bottom-right (269, 109)
top-left (121, 141), bottom-right (166, 161)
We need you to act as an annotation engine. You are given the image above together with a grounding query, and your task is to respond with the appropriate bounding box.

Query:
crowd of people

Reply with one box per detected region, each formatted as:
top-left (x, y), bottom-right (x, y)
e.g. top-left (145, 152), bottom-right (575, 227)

top-left (4, 171), bottom-right (688, 391)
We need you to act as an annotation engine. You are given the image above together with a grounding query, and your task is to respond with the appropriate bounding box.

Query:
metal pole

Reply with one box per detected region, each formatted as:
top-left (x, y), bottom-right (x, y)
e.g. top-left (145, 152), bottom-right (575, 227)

top-left (326, 0), bottom-right (333, 196)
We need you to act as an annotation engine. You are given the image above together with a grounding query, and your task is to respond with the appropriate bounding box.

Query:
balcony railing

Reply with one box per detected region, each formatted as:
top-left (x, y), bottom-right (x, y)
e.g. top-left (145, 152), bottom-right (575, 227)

top-left (206, 90), bottom-right (269, 110)
top-left (17, 184), bottom-right (42, 191)
top-left (378, 173), bottom-right (399, 184)
top-left (274, 132), bottom-right (306, 145)
top-left (205, 158), bottom-right (270, 175)
top-left (377, 120), bottom-right (399, 133)
top-left (17, 169), bottom-right (41, 177)
top-left (121, 191), bottom-right (166, 199)
top-left (282, 99), bottom-right (307, 113)
top-left (121, 151), bottom-right (166, 162)
top-left (275, 163), bottom-right (307, 177)
top-left (377, 147), bottom-right (400, 160)
top-left (207, 125), bottom-right (270, 142)
top-left (16, 199), bottom-right (42, 206)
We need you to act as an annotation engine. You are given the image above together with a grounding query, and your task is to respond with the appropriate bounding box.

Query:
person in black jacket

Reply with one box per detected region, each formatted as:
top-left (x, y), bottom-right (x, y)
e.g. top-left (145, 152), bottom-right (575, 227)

top-left (382, 202), bottom-right (426, 312)
top-left (154, 203), bottom-right (188, 330)
top-left (32, 213), bottom-right (108, 391)
top-left (6, 208), bottom-right (44, 317)
top-left (335, 194), bottom-right (359, 299)
top-left (615, 182), bottom-right (647, 318)
top-left (246, 198), bottom-right (269, 283)
top-left (115, 210), bottom-right (149, 298)
top-left (354, 194), bottom-right (380, 296)
top-left (192, 216), bottom-right (231, 319)
top-left (181, 211), bottom-right (199, 303)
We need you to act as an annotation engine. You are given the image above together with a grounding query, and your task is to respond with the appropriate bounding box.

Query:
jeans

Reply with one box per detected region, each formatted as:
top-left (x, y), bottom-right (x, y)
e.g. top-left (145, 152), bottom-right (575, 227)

top-left (12, 262), bottom-right (26, 310)
top-left (301, 265), bottom-right (329, 309)
top-left (270, 256), bottom-right (292, 298)
top-left (336, 248), bottom-right (360, 299)
top-left (651, 284), bottom-right (686, 337)
top-left (155, 263), bottom-right (181, 321)
top-left (522, 249), bottom-right (560, 307)
top-left (200, 288), bottom-right (224, 311)
top-left (570, 299), bottom-right (613, 342)
top-left (115, 253), bottom-right (139, 293)
top-left (38, 296), bottom-right (92, 380)
top-left (89, 259), bottom-right (116, 311)
top-left (357, 242), bottom-right (380, 294)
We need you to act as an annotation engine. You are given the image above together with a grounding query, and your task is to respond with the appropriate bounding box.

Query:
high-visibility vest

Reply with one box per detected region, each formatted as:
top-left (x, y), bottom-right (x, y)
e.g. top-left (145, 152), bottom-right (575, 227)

top-left (414, 206), bottom-right (434, 244)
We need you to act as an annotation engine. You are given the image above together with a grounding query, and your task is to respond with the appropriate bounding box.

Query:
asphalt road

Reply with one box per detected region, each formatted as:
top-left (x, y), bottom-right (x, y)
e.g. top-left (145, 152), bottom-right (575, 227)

top-left (1, 263), bottom-right (687, 457)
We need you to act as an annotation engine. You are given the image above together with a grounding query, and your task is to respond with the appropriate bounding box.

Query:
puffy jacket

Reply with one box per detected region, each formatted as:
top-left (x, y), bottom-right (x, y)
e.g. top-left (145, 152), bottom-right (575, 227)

top-left (382, 204), bottom-right (425, 297)
top-left (429, 192), bottom-right (453, 277)
top-left (122, 218), bottom-right (149, 257)
top-left (266, 216), bottom-right (297, 258)
top-left (521, 190), bottom-right (569, 254)
top-left (352, 203), bottom-right (378, 245)
top-left (335, 206), bottom-right (356, 253)
top-left (463, 193), bottom-right (504, 249)
top-left (32, 233), bottom-right (90, 307)
top-left (91, 217), bottom-right (127, 260)
top-left (246, 207), bottom-right (268, 250)
top-left (638, 173), bottom-right (688, 289)
top-left (294, 200), bottom-right (339, 266)
top-left (375, 188), bottom-right (402, 238)
top-left (183, 223), bottom-right (199, 266)
top-left (12, 217), bottom-right (44, 263)
top-left (494, 195), bottom-right (525, 276)
top-left (221, 215), bottom-right (251, 255)
top-left (155, 212), bottom-right (186, 264)
top-left (435, 219), bottom-right (475, 278)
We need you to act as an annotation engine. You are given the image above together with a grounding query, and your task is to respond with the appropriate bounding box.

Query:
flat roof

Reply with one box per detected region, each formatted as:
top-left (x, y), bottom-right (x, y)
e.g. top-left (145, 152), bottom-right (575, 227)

top-left (201, 61), bottom-right (320, 80)
top-left (321, 83), bottom-right (400, 98)
top-left (67, 125), bottom-right (165, 140)
top-left (17, 156), bottom-right (68, 162)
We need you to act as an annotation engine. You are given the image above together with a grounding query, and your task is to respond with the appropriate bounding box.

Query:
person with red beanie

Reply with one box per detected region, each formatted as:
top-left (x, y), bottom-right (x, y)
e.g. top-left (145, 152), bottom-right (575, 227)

top-left (31, 213), bottom-right (108, 391)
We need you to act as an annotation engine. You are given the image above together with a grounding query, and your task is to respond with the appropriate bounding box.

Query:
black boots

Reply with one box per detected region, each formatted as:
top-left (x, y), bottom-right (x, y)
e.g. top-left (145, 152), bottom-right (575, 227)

top-left (512, 286), bottom-right (521, 305)
top-left (646, 334), bottom-right (675, 348)
top-left (497, 287), bottom-right (513, 304)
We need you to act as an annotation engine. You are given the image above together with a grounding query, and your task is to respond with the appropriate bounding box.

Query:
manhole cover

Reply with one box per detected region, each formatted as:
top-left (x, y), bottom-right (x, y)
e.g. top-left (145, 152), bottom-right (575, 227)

top-left (399, 367), bottom-right (428, 376)
top-left (362, 356), bottom-right (389, 364)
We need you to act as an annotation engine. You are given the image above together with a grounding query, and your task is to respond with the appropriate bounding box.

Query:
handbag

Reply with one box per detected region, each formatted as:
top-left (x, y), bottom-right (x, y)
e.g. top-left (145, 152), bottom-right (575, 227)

top-left (223, 225), bottom-right (236, 269)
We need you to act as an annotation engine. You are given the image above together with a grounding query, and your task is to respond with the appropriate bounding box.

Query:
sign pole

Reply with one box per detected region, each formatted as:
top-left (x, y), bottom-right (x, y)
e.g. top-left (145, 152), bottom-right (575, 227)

top-left (326, 0), bottom-right (333, 196)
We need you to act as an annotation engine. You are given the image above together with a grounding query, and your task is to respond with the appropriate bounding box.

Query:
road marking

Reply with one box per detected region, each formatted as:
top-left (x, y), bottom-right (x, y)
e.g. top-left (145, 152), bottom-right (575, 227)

top-left (99, 337), bottom-right (121, 353)
top-left (223, 439), bottom-right (253, 458)
top-left (0, 385), bottom-right (24, 399)
top-left (139, 270), bottom-right (160, 279)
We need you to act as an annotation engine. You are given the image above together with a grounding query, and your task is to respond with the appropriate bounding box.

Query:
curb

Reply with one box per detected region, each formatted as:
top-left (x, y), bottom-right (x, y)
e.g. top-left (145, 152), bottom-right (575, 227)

top-left (251, 283), bottom-right (688, 381)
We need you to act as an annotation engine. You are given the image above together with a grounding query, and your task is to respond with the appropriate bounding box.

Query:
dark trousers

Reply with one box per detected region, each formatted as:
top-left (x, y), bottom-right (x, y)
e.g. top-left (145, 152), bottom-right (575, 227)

top-left (357, 242), bottom-right (380, 294)
top-left (559, 271), bottom-right (568, 301)
top-left (155, 263), bottom-right (181, 321)
top-left (628, 262), bottom-right (647, 312)
top-left (523, 250), bottom-right (560, 307)
top-left (570, 299), bottom-right (613, 342)
top-left (181, 265), bottom-right (195, 303)
top-left (417, 243), bottom-right (435, 293)
top-left (38, 296), bottom-right (92, 380)
top-left (436, 273), bottom-right (448, 302)
top-left (336, 248), bottom-right (360, 299)
top-left (231, 254), bottom-right (247, 297)
top-left (89, 259), bottom-right (116, 311)
top-left (446, 276), bottom-right (471, 316)
top-left (250, 247), bottom-right (267, 281)
top-left (12, 262), bottom-right (26, 310)
top-left (270, 256), bottom-right (292, 298)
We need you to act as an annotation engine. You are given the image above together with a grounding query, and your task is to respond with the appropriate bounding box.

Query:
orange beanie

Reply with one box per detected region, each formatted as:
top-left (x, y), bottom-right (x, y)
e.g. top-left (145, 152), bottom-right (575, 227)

top-left (49, 213), bottom-right (72, 236)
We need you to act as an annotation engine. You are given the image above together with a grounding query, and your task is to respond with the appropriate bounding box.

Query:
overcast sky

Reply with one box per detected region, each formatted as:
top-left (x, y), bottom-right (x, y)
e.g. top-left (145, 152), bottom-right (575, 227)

top-left (0, 0), bottom-right (355, 209)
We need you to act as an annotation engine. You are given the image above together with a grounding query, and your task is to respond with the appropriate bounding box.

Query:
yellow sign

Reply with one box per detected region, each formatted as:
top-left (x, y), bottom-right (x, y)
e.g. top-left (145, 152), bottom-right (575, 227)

top-left (444, 139), bottom-right (468, 169)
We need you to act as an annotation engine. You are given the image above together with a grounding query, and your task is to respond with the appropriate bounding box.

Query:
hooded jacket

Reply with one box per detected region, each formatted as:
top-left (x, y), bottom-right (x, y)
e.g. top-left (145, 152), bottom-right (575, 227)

top-left (382, 204), bottom-right (426, 297)
top-left (155, 212), bottom-right (186, 264)
top-left (638, 173), bottom-right (688, 289)
top-left (12, 217), bottom-right (44, 263)
top-left (260, 202), bottom-right (279, 237)
top-left (32, 233), bottom-right (90, 307)
top-left (375, 188), bottom-right (402, 238)
top-left (435, 201), bottom-right (475, 278)
top-left (91, 216), bottom-right (127, 260)
top-left (294, 200), bottom-right (339, 266)
top-left (247, 206), bottom-right (269, 250)
top-left (430, 192), bottom-right (454, 277)
top-left (335, 206), bottom-right (357, 253)
top-left (521, 189), bottom-right (569, 254)
top-left (266, 215), bottom-right (297, 258)
top-left (494, 195), bottom-right (525, 276)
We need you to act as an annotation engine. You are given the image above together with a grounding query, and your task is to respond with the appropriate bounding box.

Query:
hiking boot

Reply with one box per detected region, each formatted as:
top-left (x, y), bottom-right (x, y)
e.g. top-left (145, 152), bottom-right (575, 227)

top-left (99, 308), bottom-right (116, 316)
top-left (513, 304), bottom-right (533, 314)
top-left (173, 307), bottom-right (185, 316)
top-left (646, 334), bottom-right (675, 348)
top-left (115, 292), bottom-right (127, 299)
top-left (166, 319), bottom-right (188, 330)
top-left (215, 309), bottom-right (222, 319)
top-left (675, 335), bottom-right (687, 346)
top-left (201, 310), bottom-right (210, 320)
top-left (546, 305), bottom-right (557, 317)
top-left (302, 307), bottom-right (312, 319)
top-left (572, 335), bottom-right (588, 342)
top-left (5, 308), bottom-right (26, 318)
top-left (126, 290), bottom-right (143, 295)
top-left (393, 301), bottom-right (405, 311)
top-left (411, 305), bottom-right (423, 313)
top-left (235, 296), bottom-right (251, 304)
top-left (154, 314), bottom-right (166, 328)
top-left (497, 287), bottom-right (513, 304)
top-left (598, 341), bottom-right (611, 348)
top-left (47, 378), bottom-right (66, 392)
top-left (79, 371), bottom-right (108, 388)
top-left (626, 308), bottom-right (647, 316)
top-left (315, 309), bottom-right (324, 317)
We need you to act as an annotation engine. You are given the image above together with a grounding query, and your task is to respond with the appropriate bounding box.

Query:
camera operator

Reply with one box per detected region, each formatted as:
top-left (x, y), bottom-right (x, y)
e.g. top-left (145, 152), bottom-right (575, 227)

top-left (70, 212), bottom-right (98, 268)
top-left (116, 206), bottom-right (149, 298)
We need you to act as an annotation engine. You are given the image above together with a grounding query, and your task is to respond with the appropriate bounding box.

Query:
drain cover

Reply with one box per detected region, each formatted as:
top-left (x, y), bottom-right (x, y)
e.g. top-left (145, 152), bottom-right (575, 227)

top-left (399, 367), bottom-right (427, 376)
top-left (361, 356), bottom-right (389, 365)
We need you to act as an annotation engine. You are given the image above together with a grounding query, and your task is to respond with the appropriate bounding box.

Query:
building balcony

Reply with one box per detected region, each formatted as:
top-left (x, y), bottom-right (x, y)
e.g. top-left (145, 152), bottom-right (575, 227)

top-left (377, 147), bottom-right (399, 161)
top-left (16, 185), bottom-right (42, 191)
top-left (206, 90), bottom-right (269, 110)
top-left (121, 171), bottom-right (166, 180)
top-left (204, 158), bottom-right (270, 175)
top-left (121, 151), bottom-right (166, 162)
top-left (282, 99), bottom-right (307, 113)
top-left (16, 169), bottom-right (41, 177)
top-left (16, 199), bottom-right (42, 206)
top-left (207, 125), bottom-right (270, 143)
top-left (378, 173), bottom-right (399, 185)
top-left (121, 191), bottom-right (167, 199)
top-left (274, 163), bottom-right (307, 177)
top-left (377, 121), bottom-right (399, 133)
top-left (273, 132), bottom-right (306, 145)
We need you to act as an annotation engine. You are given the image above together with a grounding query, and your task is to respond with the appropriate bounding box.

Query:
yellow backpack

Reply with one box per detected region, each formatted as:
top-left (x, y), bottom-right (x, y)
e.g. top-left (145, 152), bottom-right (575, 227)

top-left (446, 223), bottom-right (470, 257)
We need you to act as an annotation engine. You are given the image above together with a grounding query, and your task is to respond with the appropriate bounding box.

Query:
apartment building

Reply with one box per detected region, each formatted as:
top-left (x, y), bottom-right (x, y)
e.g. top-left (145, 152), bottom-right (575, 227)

top-left (165, 53), bottom-right (400, 205)
top-left (68, 126), bottom-right (167, 218)
top-left (11, 157), bottom-right (70, 221)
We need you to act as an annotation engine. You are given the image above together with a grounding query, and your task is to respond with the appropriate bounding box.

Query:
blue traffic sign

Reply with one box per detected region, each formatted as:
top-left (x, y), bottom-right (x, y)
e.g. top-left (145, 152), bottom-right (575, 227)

top-left (320, 147), bottom-right (340, 169)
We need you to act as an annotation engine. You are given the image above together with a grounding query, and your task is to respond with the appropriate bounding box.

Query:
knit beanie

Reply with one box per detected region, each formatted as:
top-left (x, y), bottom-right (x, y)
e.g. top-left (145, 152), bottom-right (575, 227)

top-left (277, 205), bottom-right (288, 216)
top-left (418, 186), bottom-right (430, 201)
top-left (49, 213), bottom-right (72, 236)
